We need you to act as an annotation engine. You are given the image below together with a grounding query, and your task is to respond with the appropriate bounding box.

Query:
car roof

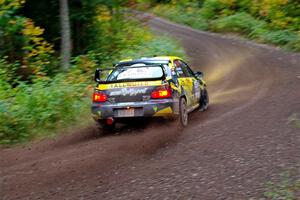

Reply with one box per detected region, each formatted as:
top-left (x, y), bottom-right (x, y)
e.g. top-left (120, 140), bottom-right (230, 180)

top-left (117, 56), bottom-right (182, 66)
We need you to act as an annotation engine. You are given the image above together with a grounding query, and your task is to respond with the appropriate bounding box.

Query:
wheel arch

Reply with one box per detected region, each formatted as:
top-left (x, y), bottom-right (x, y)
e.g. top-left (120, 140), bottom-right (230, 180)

top-left (181, 95), bottom-right (187, 101)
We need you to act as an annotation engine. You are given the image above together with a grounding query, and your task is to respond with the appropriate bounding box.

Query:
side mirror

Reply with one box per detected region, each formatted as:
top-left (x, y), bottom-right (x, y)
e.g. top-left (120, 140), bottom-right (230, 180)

top-left (195, 71), bottom-right (203, 78)
top-left (94, 68), bottom-right (101, 83)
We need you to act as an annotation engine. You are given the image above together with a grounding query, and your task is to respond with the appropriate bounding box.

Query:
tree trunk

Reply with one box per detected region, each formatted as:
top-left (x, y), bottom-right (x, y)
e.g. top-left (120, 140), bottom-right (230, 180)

top-left (59, 0), bottom-right (71, 71)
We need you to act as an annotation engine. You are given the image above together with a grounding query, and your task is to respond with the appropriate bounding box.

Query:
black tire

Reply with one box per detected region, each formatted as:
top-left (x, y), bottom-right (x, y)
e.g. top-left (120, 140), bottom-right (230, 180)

top-left (179, 97), bottom-right (188, 127)
top-left (200, 88), bottom-right (209, 111)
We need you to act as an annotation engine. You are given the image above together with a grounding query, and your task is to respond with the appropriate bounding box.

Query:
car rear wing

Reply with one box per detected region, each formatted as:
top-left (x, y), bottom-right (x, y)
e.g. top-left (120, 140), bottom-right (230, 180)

top-left (94, 64), bottom-right (167, 83)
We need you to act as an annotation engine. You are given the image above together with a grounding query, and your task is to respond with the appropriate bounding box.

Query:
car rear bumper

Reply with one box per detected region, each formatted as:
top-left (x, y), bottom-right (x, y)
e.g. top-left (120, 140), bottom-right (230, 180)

top-left (91, 99), bottom-right (179, 121)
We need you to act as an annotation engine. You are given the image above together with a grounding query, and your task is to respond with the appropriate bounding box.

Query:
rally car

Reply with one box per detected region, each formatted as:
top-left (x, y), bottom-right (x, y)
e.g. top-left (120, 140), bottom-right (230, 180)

top-left (91, 56), bottom-right (209, 131)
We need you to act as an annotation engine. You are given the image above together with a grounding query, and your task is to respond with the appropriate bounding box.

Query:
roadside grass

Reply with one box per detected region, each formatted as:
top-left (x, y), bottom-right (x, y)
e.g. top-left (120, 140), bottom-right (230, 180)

top-left (152, 4), bottom-right (209, 31)
top-left (264, 171), bottom-right (300, 200)
top-left (151, 4), bottom-right (300, 52)
top-left (0, 74), bottom-right (92, 145)
top-left (288, 114), bottom-right (300, 129)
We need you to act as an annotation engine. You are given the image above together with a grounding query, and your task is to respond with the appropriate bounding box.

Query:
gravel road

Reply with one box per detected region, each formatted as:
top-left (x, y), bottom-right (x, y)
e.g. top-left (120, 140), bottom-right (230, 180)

top-left (1, 15), bottom-right (300, 200)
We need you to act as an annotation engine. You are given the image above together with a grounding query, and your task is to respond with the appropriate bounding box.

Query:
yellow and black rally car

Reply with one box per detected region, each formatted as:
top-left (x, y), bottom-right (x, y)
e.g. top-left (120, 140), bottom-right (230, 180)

top-left (91, 56), bottom-right (208, 131)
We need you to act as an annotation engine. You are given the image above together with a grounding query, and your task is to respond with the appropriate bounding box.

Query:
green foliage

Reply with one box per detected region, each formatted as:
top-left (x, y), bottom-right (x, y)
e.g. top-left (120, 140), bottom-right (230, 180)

top-left (0, 58), bottom-right (19, 84)
top-left (260, 30), bottom-right (299, 46)
top-left (200, 0), bottom-right (231, 19)
top-left (0, 0), bottom-right (55, 79)
top-left (0, 74), bottom-right (91, 144)
top-left (71, 19), bottom-right (186, 68)
top-left (210, 12), bottom-right (300, 50)
top-left (249, 0), bottom-right (300, 32)
top-left (264, 172), bottom-right (300, 200)
top-left (0, 0), bottom-right (26, 62)
top-left (288, 38), bottom-right (300, 52)
top-left (150, 0), bottom-right (300, 52)
top-left (83, 10), bottom-right (187, 65)
top-left (22, 0), bottom-right (130, 56)
top-left (0, 0), bottom-right (186, 145)
top-left (210, 12), bottom-right (266, 34)
top-left (152, 4), bottom-right (209, 30)
top-left (118, 34), bottom-right (186, 60)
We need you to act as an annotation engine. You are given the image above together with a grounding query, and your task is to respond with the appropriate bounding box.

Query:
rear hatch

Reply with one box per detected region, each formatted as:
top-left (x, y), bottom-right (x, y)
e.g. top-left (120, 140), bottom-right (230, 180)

top-left (98, 81), bottom-right (163, 103)
top-left (95, 64), bottom-right (168, 103)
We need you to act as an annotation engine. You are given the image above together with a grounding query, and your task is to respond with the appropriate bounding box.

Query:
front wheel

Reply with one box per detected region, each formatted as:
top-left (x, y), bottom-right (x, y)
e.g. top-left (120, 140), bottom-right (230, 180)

top-left (179, 97), bottom-right (188, 127)
top-left (200, 88), bottom-right (209, 111)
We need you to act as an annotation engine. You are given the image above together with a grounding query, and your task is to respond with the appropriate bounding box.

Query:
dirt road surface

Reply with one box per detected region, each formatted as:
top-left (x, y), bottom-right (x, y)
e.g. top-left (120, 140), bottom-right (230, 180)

top-left (1, 15), bottom-right (300, 200)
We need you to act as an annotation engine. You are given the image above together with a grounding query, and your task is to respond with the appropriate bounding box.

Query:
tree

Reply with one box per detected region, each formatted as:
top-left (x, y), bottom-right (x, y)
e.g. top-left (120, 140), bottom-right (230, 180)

top-left (59, 0), bottom-right (71, 70)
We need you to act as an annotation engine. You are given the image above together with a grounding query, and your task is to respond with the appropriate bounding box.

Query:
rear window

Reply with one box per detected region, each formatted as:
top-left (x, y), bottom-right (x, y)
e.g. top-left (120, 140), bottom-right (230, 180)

top-left (106, 65), bottom-right (164, 82)
top-left (117, 61), bottom-right (171, 78)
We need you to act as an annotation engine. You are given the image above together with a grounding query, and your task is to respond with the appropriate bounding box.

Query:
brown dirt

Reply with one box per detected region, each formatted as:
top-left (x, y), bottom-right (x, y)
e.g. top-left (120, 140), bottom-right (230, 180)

top-left (1, 15), bottom-right (300, 200)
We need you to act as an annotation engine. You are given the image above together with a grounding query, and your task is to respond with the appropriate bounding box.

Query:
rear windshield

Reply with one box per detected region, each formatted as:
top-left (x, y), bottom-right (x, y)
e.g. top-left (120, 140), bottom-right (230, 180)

top-left (106, 65), bottom-right (164, 82)
top-left (117, 62), bottom-right (171, 77)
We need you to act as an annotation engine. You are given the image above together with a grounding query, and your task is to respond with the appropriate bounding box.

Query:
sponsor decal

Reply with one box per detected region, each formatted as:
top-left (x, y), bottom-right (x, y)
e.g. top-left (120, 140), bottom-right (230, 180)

top-left (109, 81), bottom-right (150, 89)
top-left (193, 80), bottom-right (201, 99)
top-left (109, 88), bottom-right (148, 96)
top-left (97, 81), bottom-right (162, 90)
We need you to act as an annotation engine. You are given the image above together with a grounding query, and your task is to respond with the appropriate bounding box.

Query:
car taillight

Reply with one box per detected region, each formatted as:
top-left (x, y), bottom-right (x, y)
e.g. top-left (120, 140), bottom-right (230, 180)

top-left (93, 91), bottom-right (107, 102)
top-left (151, 85), bottom-right (172, 99)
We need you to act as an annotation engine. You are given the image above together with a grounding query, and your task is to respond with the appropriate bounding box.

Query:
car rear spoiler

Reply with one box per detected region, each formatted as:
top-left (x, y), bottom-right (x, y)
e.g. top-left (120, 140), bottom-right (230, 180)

top-left (94, 64), bottom-right (167, 83)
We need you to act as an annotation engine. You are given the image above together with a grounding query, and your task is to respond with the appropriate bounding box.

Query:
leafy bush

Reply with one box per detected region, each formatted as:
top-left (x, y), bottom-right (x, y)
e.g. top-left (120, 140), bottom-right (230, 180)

top-left (0, 58), bottom-right (18, 84)
top-left (150, 1), bottom-right (300, 52)
top-left (209, 12), bottom-right (300, 50)
top-left (119, 34), bottom-right (186, 60)
top-left (0, 74), bottom-right (91, 144)
top-left (160, 0), bottom-right (300, 32)
top-left (261, 30), bottom-right (299, 46)
top-left (82, 16), bottom-right (187, 66)
top-left (288, 38), bottom-right (300, 52)
top-left (200, 0), bottom-right (230, 19)
top-left (152, 4), bottom-right (209, 30)
top-left (0, 0), bottom-right (55, 77)
top-left (211, 12), bottom-right (266, 34)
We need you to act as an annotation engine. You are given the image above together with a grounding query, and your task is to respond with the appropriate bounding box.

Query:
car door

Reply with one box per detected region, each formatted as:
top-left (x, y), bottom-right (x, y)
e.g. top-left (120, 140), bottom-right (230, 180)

top-left (180, 60), bottom-right (201, 106)
top-left (175, 60), bottom-right (201, 107)
top-left (174, 59), bottom-right (198, 108)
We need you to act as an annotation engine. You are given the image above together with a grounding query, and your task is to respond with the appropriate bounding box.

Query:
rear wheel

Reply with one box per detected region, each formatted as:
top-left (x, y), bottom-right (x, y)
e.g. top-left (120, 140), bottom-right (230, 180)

top-left (179, 97), bottom-right (188, 127)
